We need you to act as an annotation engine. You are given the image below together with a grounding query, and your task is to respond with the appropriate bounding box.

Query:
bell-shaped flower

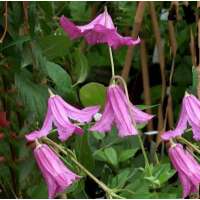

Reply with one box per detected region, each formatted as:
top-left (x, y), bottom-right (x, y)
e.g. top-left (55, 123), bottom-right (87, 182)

top-left (162, 92), bottom-right (200, 141)
top-left (60, 8), bottom-right (140, 49)
top-left (168, 143), bottom-right (200, 198)
top-left (90, 84), bottom-right (154, 137)
top-left (26, 93), bottom-right (99, 141)
top-left (34, 143), bottom-right (80, 198)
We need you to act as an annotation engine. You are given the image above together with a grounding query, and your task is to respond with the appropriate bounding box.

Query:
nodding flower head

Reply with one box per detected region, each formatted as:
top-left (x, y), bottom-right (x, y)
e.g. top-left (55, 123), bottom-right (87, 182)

top-left (90, 84), bottom-right (154, 137)
top-left (34, 143), bottom-right (80, 198)
top-left (162, 93), bottom-right (200, 141)
top-left (168, 143), bottom-right (200, 198)
top-left (26, 92), bottom-right (99, 142)
top-left (60, 8), bottom-right (140, 49)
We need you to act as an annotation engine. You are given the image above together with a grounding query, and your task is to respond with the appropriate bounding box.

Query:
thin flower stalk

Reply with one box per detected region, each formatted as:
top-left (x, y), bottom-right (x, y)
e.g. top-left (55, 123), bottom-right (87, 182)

top-left (42, 137), bottom-right (125, 199)
top-left (110, 75), bottom-right (152, 176)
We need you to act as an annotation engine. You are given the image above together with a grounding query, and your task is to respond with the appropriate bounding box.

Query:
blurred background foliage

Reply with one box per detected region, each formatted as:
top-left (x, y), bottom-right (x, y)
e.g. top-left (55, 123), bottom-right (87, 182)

top-left (0, 1), bottom-right (198, 198)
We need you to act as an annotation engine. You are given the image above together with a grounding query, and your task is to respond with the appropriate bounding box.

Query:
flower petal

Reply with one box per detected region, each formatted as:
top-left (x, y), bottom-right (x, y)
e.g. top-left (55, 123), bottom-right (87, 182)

top-left (25, 108), bottom-right (53, 141)
top-left (34, 144), bottom-right (80, 198)
top-left (60, 10), bottom-right (140, 49)
top-left (49, 97), bottom-right (82, 141)
top-left (108, 85), bottom-right (137, 137)
top-left (115, 85), bottom-right (154, 123)
top-left (169, 144), bottom-right (200, 197)
top-left (60, 16), bottom-right (82, 39)
top-left (90, 97), bottom-right (114, 133)
top-left (161, 102), bottom-right (188, 140)
top-left (56, 95), bottom-right (99, 123)
top-left (77, 10), bottom-right (115, 31)
top-left (178, 172), bottom-right (193, 198)
top-left (184, 95), bottom-right (200, 128)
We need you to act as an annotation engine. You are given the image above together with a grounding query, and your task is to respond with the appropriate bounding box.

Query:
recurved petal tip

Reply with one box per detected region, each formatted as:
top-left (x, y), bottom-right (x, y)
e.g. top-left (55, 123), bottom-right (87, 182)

top-left (132, 36), bottom-right (141, 45)
top-left (25, 131), bottom-right (39, 141)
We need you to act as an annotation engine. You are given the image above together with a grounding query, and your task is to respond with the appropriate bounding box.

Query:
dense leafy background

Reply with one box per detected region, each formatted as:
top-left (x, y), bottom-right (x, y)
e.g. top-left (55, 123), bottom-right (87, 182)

top-left (0, 1), bottom-right (197, 198)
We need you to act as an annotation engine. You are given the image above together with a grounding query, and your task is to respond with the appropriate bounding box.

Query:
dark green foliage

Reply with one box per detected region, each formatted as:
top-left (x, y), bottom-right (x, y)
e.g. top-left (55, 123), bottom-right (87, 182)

top-left (0, 1), bottom-right (195, 198)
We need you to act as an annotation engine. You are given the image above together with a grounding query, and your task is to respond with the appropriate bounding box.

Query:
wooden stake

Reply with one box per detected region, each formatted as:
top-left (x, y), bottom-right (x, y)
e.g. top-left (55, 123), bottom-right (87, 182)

top-left (140, 40), bottom-right (153, 131)
top-left (121, 2), bottom-right (146, 81)
top-left (149, 2), bottom-right (166, 144)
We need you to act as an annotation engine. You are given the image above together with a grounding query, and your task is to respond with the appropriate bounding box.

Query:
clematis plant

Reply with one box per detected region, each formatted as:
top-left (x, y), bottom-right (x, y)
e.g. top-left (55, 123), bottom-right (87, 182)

top-left (168, 143), bottom-right (200, 198)
top-left (60, 7), bottom-right (140, 49)
top-left (90, 84), bottom-right (154, 137)
top-left (26, 90), bottom-right (99, 141)
top-left (162, 92), bottom-right (200, 141)
top-left (34, 142), bottom-right (80, 198)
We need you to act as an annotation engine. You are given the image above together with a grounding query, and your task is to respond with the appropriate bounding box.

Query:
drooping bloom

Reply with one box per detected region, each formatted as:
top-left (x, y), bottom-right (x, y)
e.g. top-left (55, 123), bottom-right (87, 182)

top-left (34, 144), bottom-right (80, 198)
top-left (168, 143), bottom-right (200, 198)
top-left (26, 94), bottom-right (99, 141)
top-left (90, 84), bottom-right (154, 137)
top-left (60, 9), bottom-right (140, 49)
top-left (162, 92), bottom-right (200, 141)
top-left (0, 112), bottom-right (9, 127)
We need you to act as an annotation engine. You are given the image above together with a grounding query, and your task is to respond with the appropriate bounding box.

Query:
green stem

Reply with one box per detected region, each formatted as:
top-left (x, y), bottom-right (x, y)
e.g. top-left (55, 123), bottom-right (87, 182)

top-left (138, 134), bottom-right (152, 176)
top-left (177, 136), bottom-right (200, 154)
top-left (42, 137), bottom-right (124, 199)
top-left (110, 75), bottom-right (152, 176)
top-left (108, 46), bottom-right (115, 80)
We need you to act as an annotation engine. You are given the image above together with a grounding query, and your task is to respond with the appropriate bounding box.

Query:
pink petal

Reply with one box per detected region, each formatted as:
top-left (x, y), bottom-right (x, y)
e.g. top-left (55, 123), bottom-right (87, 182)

top-left (34, 144), bottom-right (80, 198)
top-left (179, 172), bottom-right (193, 198)
top-left (168, 144), bottom-right (200, 198)
top-left (184, 95), bottom-right (200, 128)
top-left (60, 16), bottom-right (82, 39)
top-left (49, 97), bottom-right (83, 141)
top-left (161, 102), bottom-right (188, 140)
top-left (108, 85), bottom-right (137, 137)
top-left (115, 85), bottom-right (154, 123)
top-left (77, 10), bottom-right (115, 31)
top-left (90, 96), bottom-right (114, 133)
top-left (108, 32), bottom-right (141, 49)
top-left (189, 122), bottom-right (200, 141)
top-left (56, 95), bottom-right (99, 123)
top-left (26, 108), bottom-right (53, 141)
top-left (60, 10), bottom-right (140, 49)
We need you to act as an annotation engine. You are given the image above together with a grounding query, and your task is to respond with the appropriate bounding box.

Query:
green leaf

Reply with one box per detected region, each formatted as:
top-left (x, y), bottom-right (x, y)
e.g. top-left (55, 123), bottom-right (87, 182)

top-left (45, 61), bottom-right (72, 95)
top-left (109, 168), bottom-right (131, 189)
top-left (79, 82), bottom-right (106, 108)
top-left (104, 147), bottom-right (118, 167)
top-left (19, 158), bottom-right (35, 189)
top-left (136, 104), bottom-right (159, 110)
top-left (0, 36), bottom-right (31, 51)
top-left (39, 34), bottom-right (72, 59)
top-left (15, 70), bottom-right (48, 120)
top-left (93, 147), bottom-right (118, 167)
top-left (72, 49), bottom-right (89, 86)
top-left (75, 130), bottom-right (95, 172)
top-left (92, 132), bottom-right (105, 140)
top-left (190, 65), bottom-right (198, 94)
top-left (69, 2), bottom-right (90, 21)
top-left (118, 148), bottom-right (139, 162)
top-left (27, 181), bottom-right (48, 198)
top-left (144, 163), bottom-right (176, 187)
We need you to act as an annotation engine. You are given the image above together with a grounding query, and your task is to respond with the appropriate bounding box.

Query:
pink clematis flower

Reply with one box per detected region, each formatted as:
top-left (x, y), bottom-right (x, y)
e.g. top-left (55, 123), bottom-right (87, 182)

top-left (162, 92), bottom-right (200, 141)
top-left (26, 93), bottom-right (99, 141)
top-left (34, 143), bottom-right (80, 198)
top-left (90, 84), bottom-right (154, 137)
top-left (60, 8), bottom-right (140, 49)
top-left (168, 143), bottom-right (200, 198)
